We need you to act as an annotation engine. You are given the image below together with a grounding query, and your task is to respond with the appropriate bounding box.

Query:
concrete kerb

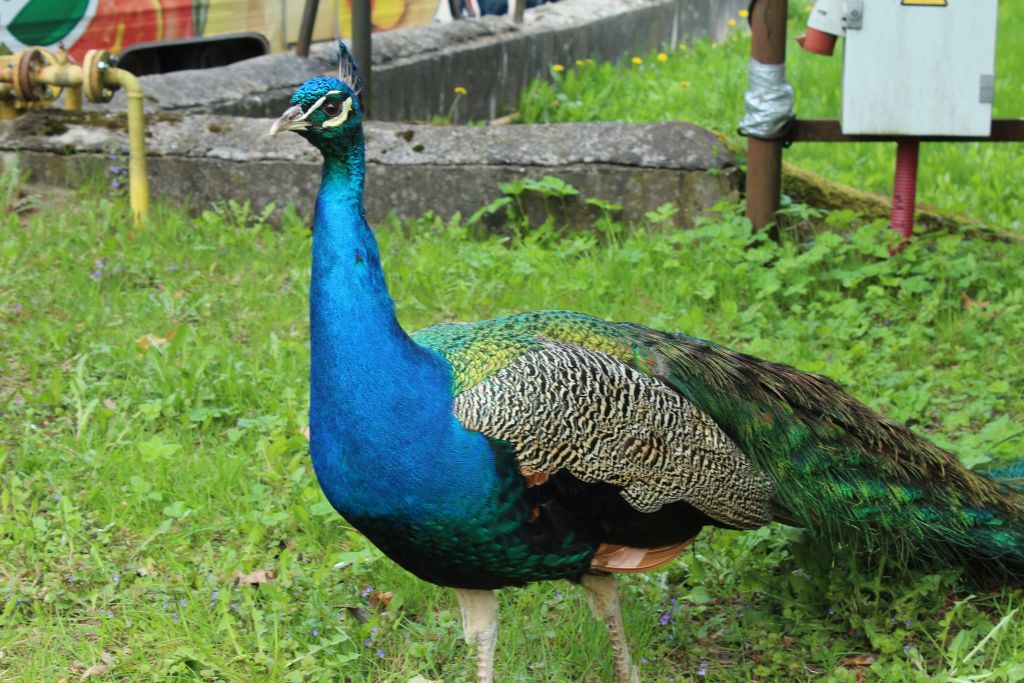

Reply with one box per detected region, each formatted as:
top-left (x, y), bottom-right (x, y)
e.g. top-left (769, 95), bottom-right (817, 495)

top-left (100, 0), bottom-right (749, 123)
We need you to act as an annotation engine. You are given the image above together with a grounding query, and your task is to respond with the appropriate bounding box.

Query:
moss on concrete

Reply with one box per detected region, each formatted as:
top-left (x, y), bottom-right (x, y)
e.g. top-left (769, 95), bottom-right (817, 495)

top-left (781, 162), bottom-right (1023, 243)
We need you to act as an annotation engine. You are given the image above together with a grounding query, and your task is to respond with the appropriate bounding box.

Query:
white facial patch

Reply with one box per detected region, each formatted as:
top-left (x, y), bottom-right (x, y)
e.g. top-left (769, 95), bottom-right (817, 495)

top-left (298, 96), bottom-right (326, 121)
top-left (298, 90), bottom-right (343, 121)
top-left (321, 97), bottom-right (354, 128)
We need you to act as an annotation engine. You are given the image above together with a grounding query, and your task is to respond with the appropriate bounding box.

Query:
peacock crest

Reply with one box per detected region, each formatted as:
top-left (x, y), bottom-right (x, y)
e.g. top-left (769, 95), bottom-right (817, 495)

top-left (335, 41), bottom-right (364, 110)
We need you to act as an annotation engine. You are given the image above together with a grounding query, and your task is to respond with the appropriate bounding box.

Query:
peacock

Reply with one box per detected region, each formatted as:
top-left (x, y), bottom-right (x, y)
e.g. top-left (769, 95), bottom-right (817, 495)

top-left (269, 45), bottom-right (1024, 682)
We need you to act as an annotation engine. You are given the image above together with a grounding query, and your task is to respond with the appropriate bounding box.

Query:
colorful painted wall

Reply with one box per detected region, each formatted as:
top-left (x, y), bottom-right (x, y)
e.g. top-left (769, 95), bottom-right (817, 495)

top-left (0, 0), bottom-right (446, 62)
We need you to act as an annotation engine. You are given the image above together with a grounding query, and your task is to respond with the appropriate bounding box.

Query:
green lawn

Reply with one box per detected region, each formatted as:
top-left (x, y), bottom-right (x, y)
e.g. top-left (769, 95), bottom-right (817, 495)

top-left (2, 156), bottom-right (1024, 681)
top-left (518, 2), bottom-right (1024, 230)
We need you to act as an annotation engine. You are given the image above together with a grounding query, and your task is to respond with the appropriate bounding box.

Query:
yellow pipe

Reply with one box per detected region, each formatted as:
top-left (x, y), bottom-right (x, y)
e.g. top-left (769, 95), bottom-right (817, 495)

top-left (36, 63), bottom-right (83, 88)
top-left (2, 50), bottom-right (150, 225)
top-left (0, 82), bottom-right (14, 119)
top-left (65, 86), bottom-right (82, 112)
top-left (102, 68), bottom-right (149, 227)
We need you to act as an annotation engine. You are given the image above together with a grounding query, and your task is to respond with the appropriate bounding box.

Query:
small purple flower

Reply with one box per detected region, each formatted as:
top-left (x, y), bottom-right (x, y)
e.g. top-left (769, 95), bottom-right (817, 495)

top-left (361, 586), bottom-right (374, 597)
top-left (230, 602), bottom-right (239, 612)
top-left (376, 649), bottom-right (385, 659)
top-left (179, 598), bottom-right (187, 607)
top-left (172, 613), bottom-right (180, 622)
top-left (168, 264), bottom-right (179, 271)
top-left (312, 628), bottom-right (319, 637)
top-left (53, 493), bottom-right (62, 501)
top-left (12, 304), bottom-right (23, 312)
top-left (697, 664), bottom-right (707, 677)
top-left (659, 612), bottom-right (671, 626)
top-left (827, 608), bottom-right (835, 616)
top-left (370, 627), bottom-right (378, 634)
top-left (112, 574), bottom-right (120, 584)
top-left (903, 643), bottom-right (911, 653)
top-left (640, 657), bottom-right (647, 664)
top-left (110, 166), bottom-right (125, 175)
top-left (106, 610), bottom-right (114, 617)
top-left (890, 617), bottom-right (897, 623)
top-left (554, 590), bottom-right (563, 600)
top-left (91, 269), bottom-right (102, 281)
top-left (107, 153), bottom-right (118, 161)
top-left (363, 638), bottom-right (371, 646)
top-left (110, 180), bottom-right (123, 190)
top-left (904, 619), bottom-right (911, 627)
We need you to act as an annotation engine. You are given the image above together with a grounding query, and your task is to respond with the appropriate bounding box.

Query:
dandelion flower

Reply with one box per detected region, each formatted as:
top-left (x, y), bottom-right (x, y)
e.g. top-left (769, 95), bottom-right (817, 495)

top-left (728, 18), bottom-right (737, 27)
top-left (739, 9), bottom-right (749, 18)
top-left (678, 42), bottom-right (688, 50)
top-left (656, 52), bottom-right (668, 63)
top-left (631, 56), bottom-right (643, 65)
top-left (453, 86), bottom-right (468, 95)
top-left (575, 59), bottom-right (584, 66)
top-left (552, 64), bottom-right (565, 72)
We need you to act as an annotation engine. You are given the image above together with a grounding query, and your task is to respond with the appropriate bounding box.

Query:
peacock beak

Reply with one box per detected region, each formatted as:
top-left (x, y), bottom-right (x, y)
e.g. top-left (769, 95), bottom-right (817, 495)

top-left (270, 104), bottom-right (311, 136)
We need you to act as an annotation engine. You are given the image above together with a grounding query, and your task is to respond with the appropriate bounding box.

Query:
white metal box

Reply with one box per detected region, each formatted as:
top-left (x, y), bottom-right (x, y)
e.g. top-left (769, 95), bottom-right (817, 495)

top-left (841, 0), bottom-right (998, 136)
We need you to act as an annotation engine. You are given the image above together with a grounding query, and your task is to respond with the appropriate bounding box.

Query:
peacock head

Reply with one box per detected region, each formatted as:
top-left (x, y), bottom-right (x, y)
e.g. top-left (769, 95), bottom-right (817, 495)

top-left (270, 42), bottom-right (364, 151)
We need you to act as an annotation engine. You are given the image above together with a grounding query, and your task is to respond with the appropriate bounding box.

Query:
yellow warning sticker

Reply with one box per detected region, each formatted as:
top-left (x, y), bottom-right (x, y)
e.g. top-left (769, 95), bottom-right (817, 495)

top-left (902, 0), bottom-right (947, 5)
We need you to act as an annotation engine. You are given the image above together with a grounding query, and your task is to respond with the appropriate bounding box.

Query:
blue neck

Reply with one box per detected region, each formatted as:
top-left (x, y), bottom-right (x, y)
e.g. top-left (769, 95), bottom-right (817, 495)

top-left (307, 131), bottom-right (493, 521)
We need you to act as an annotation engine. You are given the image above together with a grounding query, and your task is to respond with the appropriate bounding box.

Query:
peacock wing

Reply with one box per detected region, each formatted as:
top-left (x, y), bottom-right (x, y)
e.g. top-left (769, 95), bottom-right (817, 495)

top-left (412, 313), bottom-right (776, 531)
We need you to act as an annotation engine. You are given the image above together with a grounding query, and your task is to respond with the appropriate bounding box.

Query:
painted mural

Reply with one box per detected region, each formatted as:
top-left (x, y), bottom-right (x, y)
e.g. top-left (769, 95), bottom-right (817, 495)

top-left (0, 0), bottom-right (448, 62)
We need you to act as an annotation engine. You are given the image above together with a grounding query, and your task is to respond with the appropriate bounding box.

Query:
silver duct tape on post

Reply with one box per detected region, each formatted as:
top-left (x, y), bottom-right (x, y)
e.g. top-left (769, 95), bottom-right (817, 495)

top-left (739, 58), bottom-right (795, 139)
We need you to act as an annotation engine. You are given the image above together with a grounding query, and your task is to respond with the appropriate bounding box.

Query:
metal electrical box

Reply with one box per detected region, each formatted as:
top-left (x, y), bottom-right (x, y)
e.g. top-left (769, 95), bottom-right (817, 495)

top-left (841, 0), bottom-right (999, 136)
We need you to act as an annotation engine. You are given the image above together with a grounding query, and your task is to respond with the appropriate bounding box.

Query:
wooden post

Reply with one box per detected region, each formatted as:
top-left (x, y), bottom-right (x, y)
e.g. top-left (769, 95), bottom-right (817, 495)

top-left (295, 0), bottom-right (320, 58)
top-left (352, 0), bottom-right (372, 117)
top-left (745, 0), bottom-right (788, 232)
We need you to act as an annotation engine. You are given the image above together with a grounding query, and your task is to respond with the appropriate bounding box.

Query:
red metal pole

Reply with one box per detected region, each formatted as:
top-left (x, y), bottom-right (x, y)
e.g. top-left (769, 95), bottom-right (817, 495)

top-left (891, 139), bottom-right (920, 248)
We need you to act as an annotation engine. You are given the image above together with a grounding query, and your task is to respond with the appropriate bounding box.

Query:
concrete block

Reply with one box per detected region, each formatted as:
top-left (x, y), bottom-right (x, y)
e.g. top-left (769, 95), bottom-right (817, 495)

top-left (1, 111), bottom-right (739, 228)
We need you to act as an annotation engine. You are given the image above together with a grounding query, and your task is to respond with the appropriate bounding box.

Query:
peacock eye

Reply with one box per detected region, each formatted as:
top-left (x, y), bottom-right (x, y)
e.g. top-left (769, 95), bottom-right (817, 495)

top-left (322, 100), bottom-right (342, 116)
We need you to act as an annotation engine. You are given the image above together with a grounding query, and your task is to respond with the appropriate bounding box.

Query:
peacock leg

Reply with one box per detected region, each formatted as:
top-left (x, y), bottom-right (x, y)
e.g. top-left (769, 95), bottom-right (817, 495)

top-left (453, 588), bottom-right (499, 683)
top-left (580, 572), bottom-right (640, 683)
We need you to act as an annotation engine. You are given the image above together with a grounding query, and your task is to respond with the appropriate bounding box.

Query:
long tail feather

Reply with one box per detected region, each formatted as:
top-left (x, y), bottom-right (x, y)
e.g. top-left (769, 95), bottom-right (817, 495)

top-left (636, 326), bottom-right (1024, 576)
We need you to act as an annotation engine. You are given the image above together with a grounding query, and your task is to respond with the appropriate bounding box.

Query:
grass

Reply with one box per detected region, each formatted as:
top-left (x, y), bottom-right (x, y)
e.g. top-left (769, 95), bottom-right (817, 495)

top-left (2, 157), bottom-right (1024, 682)
top-left (517, 1), bottom-right (1024, 231)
